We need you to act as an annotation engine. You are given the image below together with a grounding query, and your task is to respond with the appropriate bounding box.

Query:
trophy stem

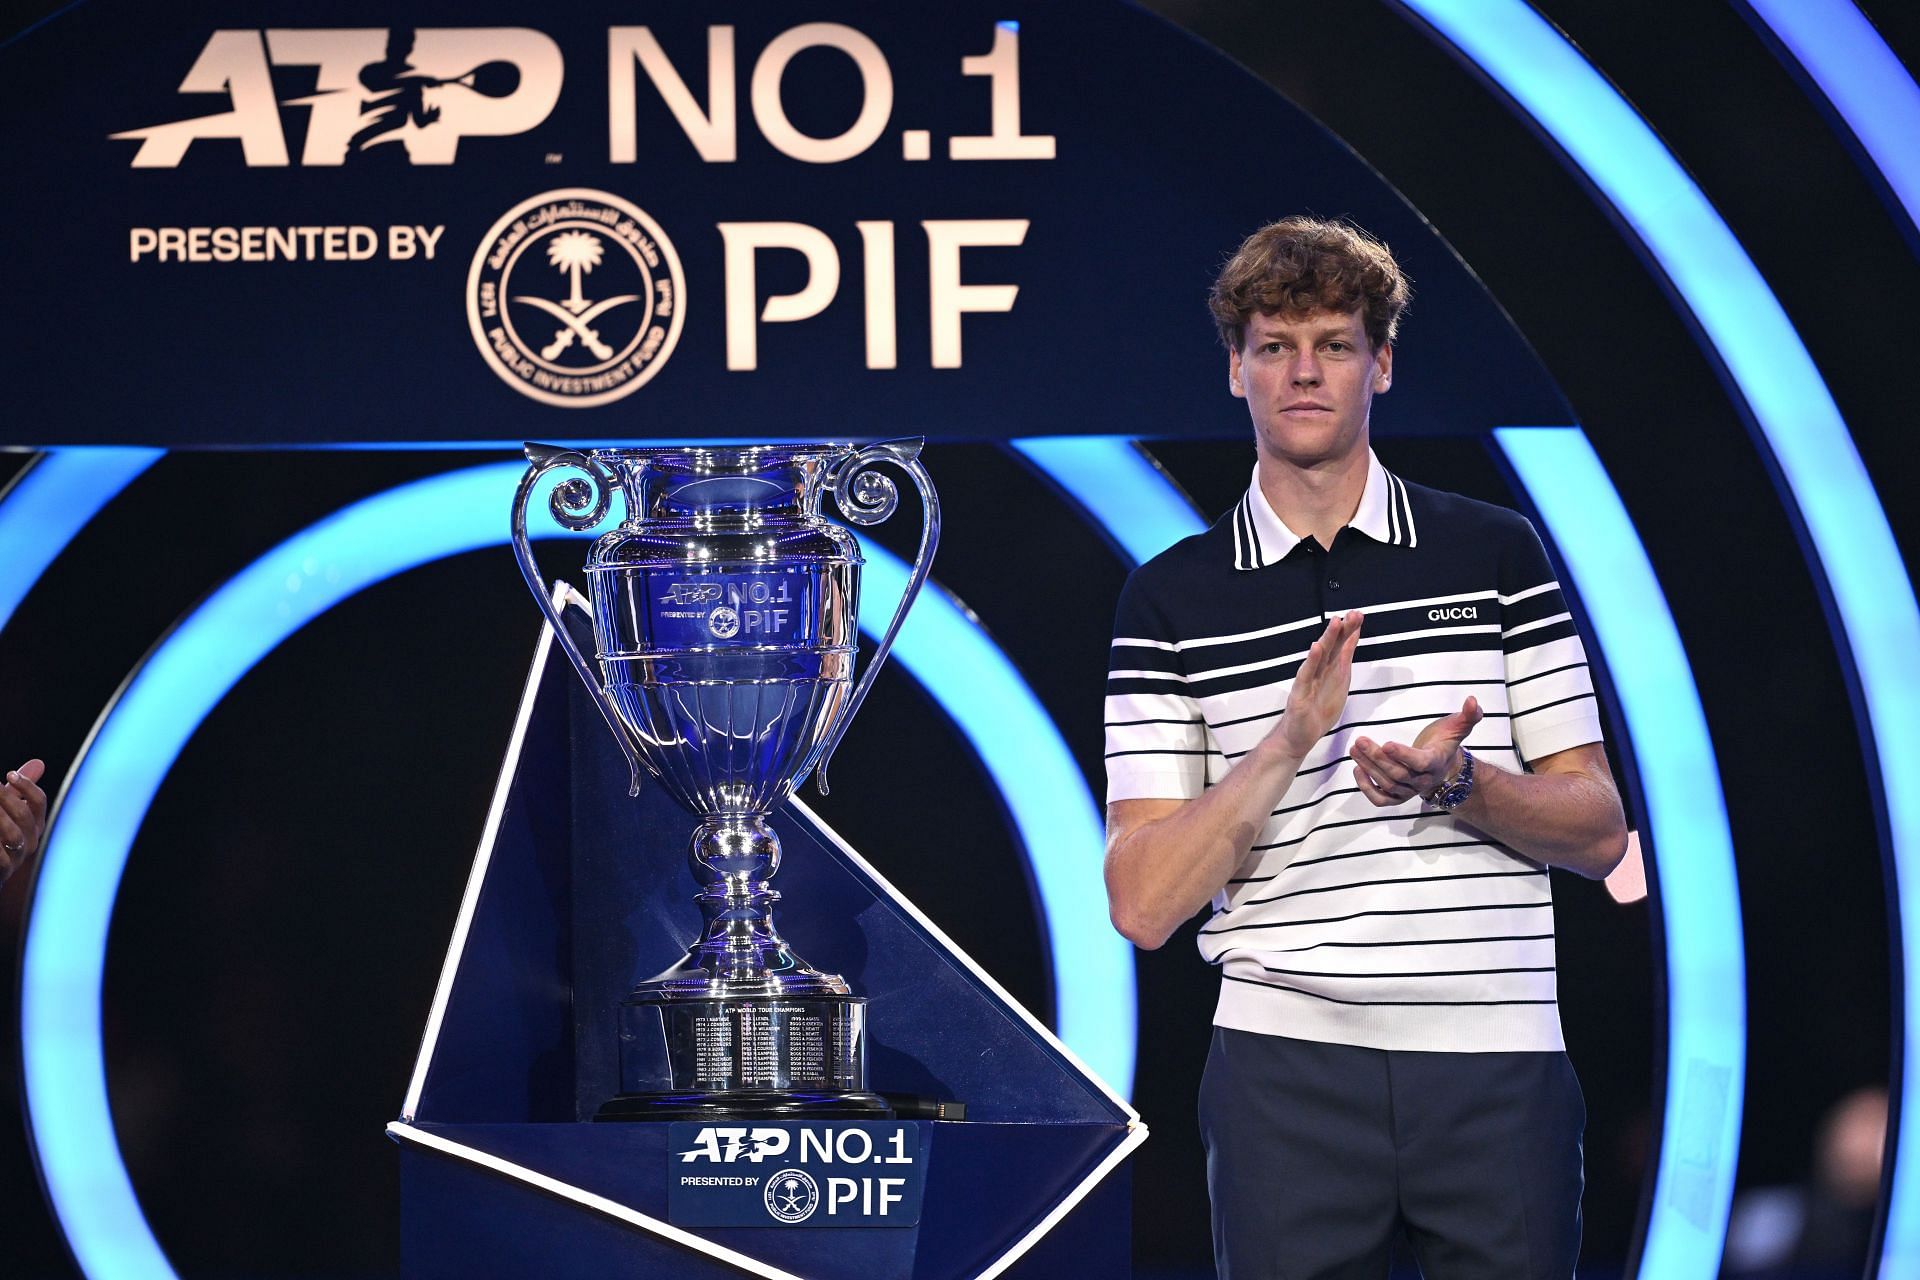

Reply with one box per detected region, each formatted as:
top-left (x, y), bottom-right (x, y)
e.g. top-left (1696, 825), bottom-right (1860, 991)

top-left (604, 815), bottom-right (886, 1120)
top-left (632, 816), bottom-right (850, 998)
top-left (690, 816), bottom-right (802, 986)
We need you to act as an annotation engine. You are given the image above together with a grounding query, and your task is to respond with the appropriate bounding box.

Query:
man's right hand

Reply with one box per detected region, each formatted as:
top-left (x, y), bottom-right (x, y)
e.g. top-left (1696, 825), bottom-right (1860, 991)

top-left (1272, 612), bottom-right (1363, 760)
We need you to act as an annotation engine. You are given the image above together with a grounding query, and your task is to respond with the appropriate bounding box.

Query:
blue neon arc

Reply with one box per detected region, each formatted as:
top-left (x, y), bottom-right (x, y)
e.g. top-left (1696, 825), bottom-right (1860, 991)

top-left (1496, 428), bottom-right (1745, 1273)
top-left (0, 449), bottom-right (163, 631)
top-left (1008, 437), bottom-right (1208, 564)
top-left (20, 462), bottom-right (1128, 1280)
top-left (1400, 4), bottom-right (1920, 1274)
top-left (1742, 0), bottom-right (1920, 240)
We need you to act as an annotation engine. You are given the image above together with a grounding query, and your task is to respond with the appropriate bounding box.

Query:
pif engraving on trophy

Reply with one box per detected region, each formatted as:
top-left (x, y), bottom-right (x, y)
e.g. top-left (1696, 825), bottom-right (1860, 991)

top-left (651, 574), bottom-right (805, 643)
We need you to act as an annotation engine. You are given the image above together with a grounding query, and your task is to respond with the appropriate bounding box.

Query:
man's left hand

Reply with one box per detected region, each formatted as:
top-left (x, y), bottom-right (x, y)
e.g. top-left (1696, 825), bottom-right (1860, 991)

top-left (1350, 697), bottom-right (1482, 807)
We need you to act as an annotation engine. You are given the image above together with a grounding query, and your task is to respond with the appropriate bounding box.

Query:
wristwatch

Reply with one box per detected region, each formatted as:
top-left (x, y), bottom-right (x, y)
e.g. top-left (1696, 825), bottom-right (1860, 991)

top-left (1427, 749), bottom-right (1475, 812)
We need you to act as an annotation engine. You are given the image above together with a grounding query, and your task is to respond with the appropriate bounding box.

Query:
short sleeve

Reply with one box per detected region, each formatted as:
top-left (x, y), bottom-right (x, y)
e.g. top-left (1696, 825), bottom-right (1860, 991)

top-left (1105, 570), bottom-right (1210, 802)
top-left (1499, 519), bottom-right (1606, 767)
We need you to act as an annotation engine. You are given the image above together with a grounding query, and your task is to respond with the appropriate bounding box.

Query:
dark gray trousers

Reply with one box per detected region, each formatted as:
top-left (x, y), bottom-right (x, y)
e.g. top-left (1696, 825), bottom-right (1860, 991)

top-left (1198, 1027), bottom-right (1586, 1279)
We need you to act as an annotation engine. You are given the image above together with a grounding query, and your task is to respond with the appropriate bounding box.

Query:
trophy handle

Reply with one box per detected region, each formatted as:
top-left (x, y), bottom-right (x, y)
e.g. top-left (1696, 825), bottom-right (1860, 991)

top-left (814, 438), bottom-right (941, 795)
top-left (511, 444), bottom-right (648, 797)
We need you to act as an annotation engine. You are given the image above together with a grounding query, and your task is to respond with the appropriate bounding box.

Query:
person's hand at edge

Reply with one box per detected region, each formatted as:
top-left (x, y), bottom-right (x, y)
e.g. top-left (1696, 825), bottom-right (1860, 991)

top-left (1, 758), bottom-right (48, 886)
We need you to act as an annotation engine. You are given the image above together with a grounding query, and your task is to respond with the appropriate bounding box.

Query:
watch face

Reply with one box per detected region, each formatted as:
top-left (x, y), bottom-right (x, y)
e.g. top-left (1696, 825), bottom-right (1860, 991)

top-left (1439, 782), bottom-right (1471, 810)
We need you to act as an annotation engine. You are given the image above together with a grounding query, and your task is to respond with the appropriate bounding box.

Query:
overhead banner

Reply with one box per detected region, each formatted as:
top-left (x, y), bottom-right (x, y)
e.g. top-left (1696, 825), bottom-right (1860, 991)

top-left (1, 2), bottom-right (1566, 444)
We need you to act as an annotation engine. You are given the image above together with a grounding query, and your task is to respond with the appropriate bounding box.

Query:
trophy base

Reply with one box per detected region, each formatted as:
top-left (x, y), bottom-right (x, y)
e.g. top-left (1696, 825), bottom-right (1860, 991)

top-left (615, 993), bottom-right (877, 1102)
top-left (592, 1088), bottom-right (892, 1122)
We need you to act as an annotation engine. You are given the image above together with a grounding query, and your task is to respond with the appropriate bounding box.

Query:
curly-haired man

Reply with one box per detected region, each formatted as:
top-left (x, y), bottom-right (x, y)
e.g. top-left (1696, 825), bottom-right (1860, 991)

top-left (1103, 217), bottom-right (1627, 1278)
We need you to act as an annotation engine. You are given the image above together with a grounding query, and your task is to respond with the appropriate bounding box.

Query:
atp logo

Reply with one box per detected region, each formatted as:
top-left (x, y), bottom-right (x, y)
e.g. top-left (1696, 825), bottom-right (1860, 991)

top-left (111, 28), bottom-right (562, 167)
top-left (677, 1126), bottom-right (793, 1163)
top-left (466, 189), bottom-right (687, 408)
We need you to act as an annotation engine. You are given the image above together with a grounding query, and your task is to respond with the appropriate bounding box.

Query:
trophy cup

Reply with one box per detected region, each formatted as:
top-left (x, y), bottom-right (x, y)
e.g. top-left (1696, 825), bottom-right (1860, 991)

top-left (510, 440), bottom-right (938, 1121)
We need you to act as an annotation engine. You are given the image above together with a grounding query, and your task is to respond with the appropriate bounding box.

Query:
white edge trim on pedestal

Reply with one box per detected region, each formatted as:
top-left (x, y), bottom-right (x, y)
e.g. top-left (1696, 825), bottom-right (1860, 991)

top-left (386, 1121), bottom-right (808, 1280)
top-left (400, 582), bottom-right (581, 1121)
top-left (969, 1122), bottom-right (1149, 1280)
top-left (387, 1117), bottom-right (1148, 1280)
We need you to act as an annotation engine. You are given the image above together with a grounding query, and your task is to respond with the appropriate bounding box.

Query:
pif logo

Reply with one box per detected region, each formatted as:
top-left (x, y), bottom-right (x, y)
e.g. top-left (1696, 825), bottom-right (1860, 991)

top-left (466, 189), bottom-right (686, 408)
top-left (762, 1169), bottom-right (820, 1224)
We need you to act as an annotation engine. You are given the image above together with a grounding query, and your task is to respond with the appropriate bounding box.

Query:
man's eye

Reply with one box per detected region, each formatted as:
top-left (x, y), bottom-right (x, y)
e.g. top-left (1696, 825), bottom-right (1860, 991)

top-left (1326, 342), bottom-right (1349, 353)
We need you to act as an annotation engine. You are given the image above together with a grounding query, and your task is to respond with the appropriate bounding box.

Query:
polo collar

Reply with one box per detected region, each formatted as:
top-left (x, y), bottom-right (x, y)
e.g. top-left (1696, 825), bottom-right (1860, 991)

top-left (1231, 450), bottom-right (1418, 571)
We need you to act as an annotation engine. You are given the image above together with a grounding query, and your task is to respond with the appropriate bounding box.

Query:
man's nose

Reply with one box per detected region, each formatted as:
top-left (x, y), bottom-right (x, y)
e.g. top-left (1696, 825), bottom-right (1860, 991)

top-left (1291, 353), bottom-right (1322, 384)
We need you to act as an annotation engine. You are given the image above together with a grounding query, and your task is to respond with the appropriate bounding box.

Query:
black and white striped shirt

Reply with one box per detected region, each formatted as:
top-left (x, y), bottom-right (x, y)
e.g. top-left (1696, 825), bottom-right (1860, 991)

top-left (1105, 451), bottom-right (1603, 1052)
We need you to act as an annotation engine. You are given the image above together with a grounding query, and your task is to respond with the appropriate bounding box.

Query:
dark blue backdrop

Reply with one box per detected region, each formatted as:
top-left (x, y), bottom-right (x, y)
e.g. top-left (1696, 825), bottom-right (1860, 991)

top-left (2, 1), bottom-right (1563, 445)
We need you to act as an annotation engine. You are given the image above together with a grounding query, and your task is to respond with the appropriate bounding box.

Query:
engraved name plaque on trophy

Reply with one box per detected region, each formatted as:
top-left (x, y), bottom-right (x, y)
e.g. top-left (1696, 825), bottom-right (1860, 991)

top-left (510, 440), bottom-right (938, 1120)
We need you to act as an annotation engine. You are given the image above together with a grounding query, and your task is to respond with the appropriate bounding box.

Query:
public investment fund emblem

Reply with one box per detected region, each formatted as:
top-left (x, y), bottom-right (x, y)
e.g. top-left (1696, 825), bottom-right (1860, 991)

top-left (467, 188), bottom-right (686, 408)
top-left (763, 1168), bottom-right (821, 1224)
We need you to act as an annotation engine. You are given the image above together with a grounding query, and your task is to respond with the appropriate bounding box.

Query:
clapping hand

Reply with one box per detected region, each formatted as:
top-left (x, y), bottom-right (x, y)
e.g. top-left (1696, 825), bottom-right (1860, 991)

top-left (1273, 612), bottom-right (1364, 760)
top-left (1350, 698), bottom-right (1482, 807)
top-left (1, 758), bottom-right (47, 885)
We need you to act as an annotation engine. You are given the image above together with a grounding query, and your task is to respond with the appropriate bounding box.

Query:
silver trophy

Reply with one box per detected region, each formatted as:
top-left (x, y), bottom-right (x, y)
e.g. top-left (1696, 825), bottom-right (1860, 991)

top-left (510, 440), bottom-right (937, 1120)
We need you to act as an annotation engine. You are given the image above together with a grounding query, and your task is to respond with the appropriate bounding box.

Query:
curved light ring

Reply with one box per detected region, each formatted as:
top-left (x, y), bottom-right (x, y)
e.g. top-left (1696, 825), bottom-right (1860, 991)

top-left (20, 461), bottom-right (1127, 1280)
top-left (1008, 437), bottom-right (1208, 563)
top-left (1742, 0), bottom-right (1920, 239)
top-left (1496, 427), bottom-right (1745, 1278)
top-left (0, 449), bottom-right (164, 631)
top-left (1398, 8), bottom-right (1918, 1273)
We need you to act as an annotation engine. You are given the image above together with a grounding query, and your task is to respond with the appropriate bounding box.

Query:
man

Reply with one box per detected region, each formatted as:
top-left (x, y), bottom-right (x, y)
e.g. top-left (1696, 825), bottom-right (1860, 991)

top-left (0, 757), bottom-right (48, 887)
top-left (1103, 217), bottom-right (1627, 1278)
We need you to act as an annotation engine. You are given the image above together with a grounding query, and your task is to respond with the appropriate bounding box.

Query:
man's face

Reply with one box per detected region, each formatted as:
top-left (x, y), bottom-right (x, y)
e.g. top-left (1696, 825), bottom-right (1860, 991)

top-left (1228, 308), bottom-right (1392, 467)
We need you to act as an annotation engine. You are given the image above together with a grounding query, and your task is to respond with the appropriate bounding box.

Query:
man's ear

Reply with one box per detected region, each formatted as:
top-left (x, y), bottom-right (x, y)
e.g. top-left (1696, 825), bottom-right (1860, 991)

top-left (1228, 345), bottom-right (1246, 398)
top-left (1374, 340), bottom-right (1393, 393)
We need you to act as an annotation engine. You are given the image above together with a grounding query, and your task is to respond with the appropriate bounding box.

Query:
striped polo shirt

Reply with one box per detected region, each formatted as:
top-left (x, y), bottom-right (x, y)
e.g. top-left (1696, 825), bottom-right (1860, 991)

top-left (1104, 451), bottom-right (1604, 1053)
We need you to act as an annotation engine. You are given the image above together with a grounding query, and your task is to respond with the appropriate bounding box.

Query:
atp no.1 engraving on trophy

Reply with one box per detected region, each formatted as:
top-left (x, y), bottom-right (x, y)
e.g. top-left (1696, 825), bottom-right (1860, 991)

top-left (510, 440), bottom-right (938, 1120)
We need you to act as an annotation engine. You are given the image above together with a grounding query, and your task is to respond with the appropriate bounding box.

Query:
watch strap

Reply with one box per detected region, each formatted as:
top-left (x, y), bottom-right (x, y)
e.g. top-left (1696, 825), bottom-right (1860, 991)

top-left (1427, 748), bottom-right (1475, 812)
